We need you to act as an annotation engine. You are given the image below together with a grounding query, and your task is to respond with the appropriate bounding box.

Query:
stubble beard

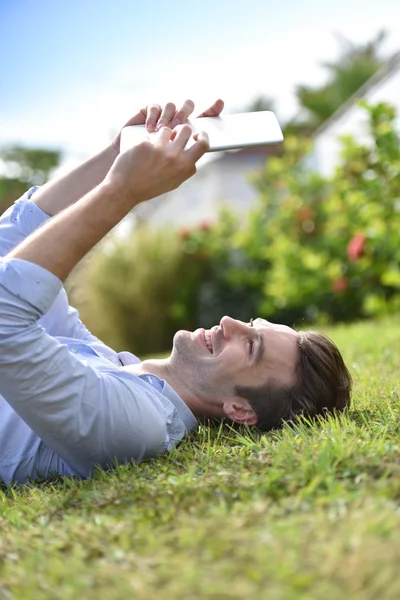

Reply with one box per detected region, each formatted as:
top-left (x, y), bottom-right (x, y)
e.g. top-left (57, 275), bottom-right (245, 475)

top-left (171, 331), bottom-right (215, 397)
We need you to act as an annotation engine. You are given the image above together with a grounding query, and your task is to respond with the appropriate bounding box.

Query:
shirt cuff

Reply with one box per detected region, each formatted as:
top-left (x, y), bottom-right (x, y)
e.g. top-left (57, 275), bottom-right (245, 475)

top-left (10, 187), bottom-right (50, 237)
top-left (0, 258), bottom-right (62, 316)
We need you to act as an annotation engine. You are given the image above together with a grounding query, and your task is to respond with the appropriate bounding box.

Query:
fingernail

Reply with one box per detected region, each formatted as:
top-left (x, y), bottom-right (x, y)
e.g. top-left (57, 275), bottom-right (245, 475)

top-left (147, 122), bottom-right (155, 132)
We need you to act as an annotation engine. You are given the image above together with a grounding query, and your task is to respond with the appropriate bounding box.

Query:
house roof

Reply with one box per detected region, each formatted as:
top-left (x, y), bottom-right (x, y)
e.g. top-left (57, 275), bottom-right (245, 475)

top-left (312, 51), bottom-right (400, 138)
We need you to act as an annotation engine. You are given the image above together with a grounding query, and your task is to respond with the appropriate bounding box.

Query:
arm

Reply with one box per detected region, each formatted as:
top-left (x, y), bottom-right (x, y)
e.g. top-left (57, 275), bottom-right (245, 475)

top-left (0, 192), bottom-right (104, 342)
top-left (0, 99), bottom-right (222, 342)
top-left (8, 126), bottom-right (209, 280)
top-left (0, 188), bottom-right (50, 257)
top-left (0, 126), bottom-right (208, 477)
top-left (32, 145), bottom-right (118, 217)
top-left (0, 260), bottom-right (169, 478)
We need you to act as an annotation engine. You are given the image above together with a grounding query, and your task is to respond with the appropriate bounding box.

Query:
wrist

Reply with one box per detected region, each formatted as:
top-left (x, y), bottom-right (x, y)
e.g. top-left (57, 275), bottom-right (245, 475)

top-left (100, 176), bottom-right (140, 210)
top-left (106, 141), bottom-right (120, 160)
top-left (111, 132), bottom-right (122, 154)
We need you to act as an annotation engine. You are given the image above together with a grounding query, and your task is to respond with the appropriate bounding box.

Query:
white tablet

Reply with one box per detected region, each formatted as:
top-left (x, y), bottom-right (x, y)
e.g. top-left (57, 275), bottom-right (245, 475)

top-left (120, 111), bottom-right (284, 153)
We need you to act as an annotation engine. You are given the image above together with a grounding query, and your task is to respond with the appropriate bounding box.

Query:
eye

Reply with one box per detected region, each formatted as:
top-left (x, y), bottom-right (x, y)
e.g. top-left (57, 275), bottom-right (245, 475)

top-left (248, 319), bottom-right (255, 355)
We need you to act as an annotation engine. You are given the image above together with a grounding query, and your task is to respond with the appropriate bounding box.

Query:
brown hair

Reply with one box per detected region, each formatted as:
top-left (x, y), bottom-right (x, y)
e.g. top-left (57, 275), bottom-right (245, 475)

top-left (235, 330), bottom-right (352, 431)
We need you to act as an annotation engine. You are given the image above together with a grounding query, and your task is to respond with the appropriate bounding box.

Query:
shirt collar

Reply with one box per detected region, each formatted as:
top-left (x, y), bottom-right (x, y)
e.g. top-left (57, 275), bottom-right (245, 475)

top-left (161, 381), bottom-right (198, 432)
top-left (137, 374), bottom-right (197, 433)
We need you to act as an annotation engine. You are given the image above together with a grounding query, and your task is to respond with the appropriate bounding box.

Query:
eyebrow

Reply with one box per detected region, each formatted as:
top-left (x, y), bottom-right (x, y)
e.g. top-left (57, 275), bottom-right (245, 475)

top-left (254, 330), bottom-right (265, 365)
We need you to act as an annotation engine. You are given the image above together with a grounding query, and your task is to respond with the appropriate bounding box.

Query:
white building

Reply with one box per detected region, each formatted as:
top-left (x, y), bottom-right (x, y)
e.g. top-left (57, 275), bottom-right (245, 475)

top-left (132, 145), bottom-right (279, 229)
top-left (306, 52), bottom-right (400, 177)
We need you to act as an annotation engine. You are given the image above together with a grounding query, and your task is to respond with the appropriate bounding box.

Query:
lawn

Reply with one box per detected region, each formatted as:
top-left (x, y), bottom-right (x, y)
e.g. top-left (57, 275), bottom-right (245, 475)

top-left (1, 316), bottom-right (399, 600)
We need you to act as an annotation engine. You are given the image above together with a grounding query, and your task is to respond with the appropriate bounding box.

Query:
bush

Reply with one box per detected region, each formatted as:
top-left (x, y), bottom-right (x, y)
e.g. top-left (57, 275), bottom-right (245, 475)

top-left (179, 211), bottom-right (268, 329)
top-left (253, 101), bottom-right (400, 324)
top-left (70, 226), bottom-right (208, 355)
top-left (190, 101), bottom-right (400, 327)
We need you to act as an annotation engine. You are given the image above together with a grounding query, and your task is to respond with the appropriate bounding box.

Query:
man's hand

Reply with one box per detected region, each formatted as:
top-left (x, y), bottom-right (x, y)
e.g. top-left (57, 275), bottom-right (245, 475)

top-left (33, 98), bottom-right (222, 219)
top-left (112, 99), bottom-right (224, 152)
top-left (106, 124), bottom-right (210, 205)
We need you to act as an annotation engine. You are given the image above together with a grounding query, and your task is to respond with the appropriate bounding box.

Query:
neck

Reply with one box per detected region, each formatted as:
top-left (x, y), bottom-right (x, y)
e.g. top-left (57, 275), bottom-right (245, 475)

top-left (123, 358), bottom-right (224, 421)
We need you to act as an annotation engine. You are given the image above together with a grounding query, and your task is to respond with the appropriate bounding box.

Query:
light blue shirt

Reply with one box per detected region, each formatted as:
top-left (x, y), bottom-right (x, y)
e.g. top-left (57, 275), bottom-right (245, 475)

top-left (0, 189), bottom-right (197, 485)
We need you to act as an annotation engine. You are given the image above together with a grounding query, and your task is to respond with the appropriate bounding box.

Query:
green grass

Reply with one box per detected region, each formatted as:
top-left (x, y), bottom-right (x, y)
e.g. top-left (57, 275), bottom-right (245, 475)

top-left (1, 317), bottom-right (399, 600)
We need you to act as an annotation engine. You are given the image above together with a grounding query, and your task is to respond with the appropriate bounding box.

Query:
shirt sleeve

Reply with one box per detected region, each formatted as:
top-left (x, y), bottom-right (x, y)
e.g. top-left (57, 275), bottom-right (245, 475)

top-left (0, 258), bottom-right (168, 478)
top-left (0, 187), bottom-right (50, 257)
top-left (0, 188), bottom-right (104, 343)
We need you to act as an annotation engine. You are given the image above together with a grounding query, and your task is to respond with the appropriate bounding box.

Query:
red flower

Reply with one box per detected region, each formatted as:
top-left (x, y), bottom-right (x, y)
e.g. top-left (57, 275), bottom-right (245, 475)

top-left (297, 208), bottom-right (314, 221)
top-left (347, 234), bottom-right (366, 263)
top-left (179, 227), bottom-right (190, 239)
top-left (332, 276), bottom-right (349, 293)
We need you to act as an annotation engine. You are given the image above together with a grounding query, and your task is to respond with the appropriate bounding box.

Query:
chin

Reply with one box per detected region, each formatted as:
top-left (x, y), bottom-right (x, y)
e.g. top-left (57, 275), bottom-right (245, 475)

top-left (173, 329), bottom-right (189, 342)
top-left (171, 330), bottom-right (189, 352)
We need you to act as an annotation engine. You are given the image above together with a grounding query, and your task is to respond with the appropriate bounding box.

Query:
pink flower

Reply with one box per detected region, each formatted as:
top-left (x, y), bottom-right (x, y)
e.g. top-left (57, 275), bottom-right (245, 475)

top-left (347, 234), bottom-right (366, 263)
top-left (179, 227), bottom-right (190, 239)
top-left (199, 221), bottom-right (212, 232)
top-left (332, 276), bottom-right (349, 293)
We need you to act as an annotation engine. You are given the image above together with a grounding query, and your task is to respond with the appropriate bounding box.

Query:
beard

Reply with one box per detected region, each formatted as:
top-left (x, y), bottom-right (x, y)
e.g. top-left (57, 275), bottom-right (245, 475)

top-left (170, 330), bottom-right (217, 398)
top-left (171, 330), bottom-right (199, 367)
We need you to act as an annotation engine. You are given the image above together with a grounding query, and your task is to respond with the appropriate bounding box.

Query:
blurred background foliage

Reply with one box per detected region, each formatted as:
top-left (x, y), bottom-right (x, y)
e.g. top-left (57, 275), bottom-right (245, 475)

top-left (292, 30), bottom-right (387, 132)
top-left (1, 32), bottom-right (398, 356)
top-left (69, 101), bottom-right (400, 355)
top-left (70, 228), bottom-right (209, 356)
top-left (0, 146), bottom-right (61, 214)
top-left (247, 30), bottom-right (387, 137)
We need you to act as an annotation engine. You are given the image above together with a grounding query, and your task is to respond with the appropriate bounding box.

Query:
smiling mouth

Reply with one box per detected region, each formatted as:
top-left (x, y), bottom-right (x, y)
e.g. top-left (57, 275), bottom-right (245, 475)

top-left (204, 330), bottom-right (213, 354)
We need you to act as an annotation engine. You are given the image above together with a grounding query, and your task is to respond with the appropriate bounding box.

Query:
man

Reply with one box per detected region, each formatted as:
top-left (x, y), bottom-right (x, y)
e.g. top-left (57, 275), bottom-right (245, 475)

top-left (0, 100), bottom-right (352, 485)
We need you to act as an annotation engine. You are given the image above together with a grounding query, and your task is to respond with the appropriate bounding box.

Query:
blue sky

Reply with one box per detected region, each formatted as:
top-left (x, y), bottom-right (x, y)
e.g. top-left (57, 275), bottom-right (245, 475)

top-left (1, 0), bottom-right (399, 168)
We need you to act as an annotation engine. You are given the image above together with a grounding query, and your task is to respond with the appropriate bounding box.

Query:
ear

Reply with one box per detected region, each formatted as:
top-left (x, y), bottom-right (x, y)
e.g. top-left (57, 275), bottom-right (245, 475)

top-left (223, 397), bottom-right (258, 426)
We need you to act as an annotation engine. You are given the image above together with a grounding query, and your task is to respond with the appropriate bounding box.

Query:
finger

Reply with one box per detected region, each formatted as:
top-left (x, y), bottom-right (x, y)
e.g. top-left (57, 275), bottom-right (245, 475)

top-left (170, 99), bottom-right (195, 129)
top-left (155, 102), bottom-right (176, 131)
top-left (122, 107), bottom-right (147, 127)
top-left (197, 99), bottom-right (224, 118)
top-left (186, 131), bottom-right (210, 162)
top-left (154, 126), bottom-right (173, 147)
top-left (171, 124), bottom-right (193, 151)
top-left (146, 104), bottom-right (162, 132)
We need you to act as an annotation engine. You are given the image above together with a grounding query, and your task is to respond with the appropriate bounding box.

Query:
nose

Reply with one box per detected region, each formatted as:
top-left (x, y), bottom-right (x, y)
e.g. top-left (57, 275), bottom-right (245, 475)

top-left (220, 316), bottom-right (251, 339)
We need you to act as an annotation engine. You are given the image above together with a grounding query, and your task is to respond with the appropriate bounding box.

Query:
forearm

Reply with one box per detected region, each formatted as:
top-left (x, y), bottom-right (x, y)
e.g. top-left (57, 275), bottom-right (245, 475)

top-left (8, 181), bottom-right (134, 281)
top-left (32, 144), bottom-right (119, 216)
top-left (8, 125), bottom-right (208, 280)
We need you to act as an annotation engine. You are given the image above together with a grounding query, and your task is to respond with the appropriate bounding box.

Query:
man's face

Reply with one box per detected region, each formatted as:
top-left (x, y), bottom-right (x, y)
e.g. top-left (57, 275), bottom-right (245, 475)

top-left (170, 316), bottom-right (299, 407)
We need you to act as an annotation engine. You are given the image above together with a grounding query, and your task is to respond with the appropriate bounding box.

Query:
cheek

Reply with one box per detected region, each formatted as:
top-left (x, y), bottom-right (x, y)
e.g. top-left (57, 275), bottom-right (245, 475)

top-left (216, 355), bottom-right (255, 387)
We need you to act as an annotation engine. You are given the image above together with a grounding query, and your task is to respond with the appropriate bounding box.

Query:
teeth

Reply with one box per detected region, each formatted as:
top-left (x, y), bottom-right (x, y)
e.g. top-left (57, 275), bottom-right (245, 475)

top-left (205, 331), bottom-right (213, 354)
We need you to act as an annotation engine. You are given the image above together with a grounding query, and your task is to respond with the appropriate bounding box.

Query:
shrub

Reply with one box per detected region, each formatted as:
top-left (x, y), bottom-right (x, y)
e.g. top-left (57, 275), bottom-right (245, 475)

top-left (70, 226), bottom-right (208, 355)
top-left (181, 102), bottom-right (400, 327)
top-left (253, 102), bottom-right (400, 324)
top-left (179, 209), bottom-right (268, 328)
